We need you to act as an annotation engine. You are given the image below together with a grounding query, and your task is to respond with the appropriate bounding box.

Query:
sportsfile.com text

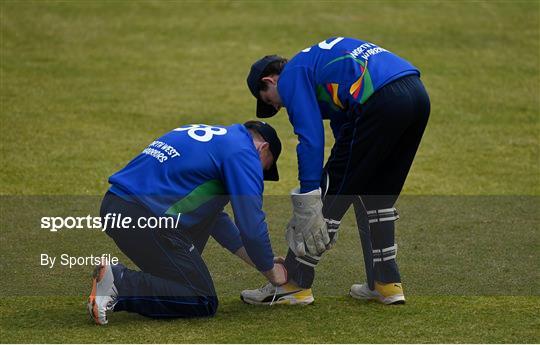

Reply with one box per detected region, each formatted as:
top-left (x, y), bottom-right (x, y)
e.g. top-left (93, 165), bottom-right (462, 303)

top-left (40, 213), bottom-right (181, 232)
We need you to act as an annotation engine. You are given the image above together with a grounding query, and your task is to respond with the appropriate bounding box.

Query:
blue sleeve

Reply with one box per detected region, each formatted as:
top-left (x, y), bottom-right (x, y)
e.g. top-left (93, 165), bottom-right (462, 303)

top-left (209, 212), bottom-right (243, 254)
top-left (278, 66), bottom-right (325, 193)
top-left (222, 148), bottom-right (274, 272)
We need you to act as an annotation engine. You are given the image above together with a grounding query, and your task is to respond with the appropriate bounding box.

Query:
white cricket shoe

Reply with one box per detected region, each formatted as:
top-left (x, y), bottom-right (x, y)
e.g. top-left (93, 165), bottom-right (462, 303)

top-left (87, 264), bottom-right (119, 325)
top-left (241, 282), bottom-right (314, 305)
top-left (350, 281), bottom-right (405, 305)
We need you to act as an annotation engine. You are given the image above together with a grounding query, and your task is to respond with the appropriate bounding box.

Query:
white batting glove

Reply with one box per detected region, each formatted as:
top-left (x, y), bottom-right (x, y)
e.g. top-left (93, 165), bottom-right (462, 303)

top-left (325, 218), bottom-right (341, 250)
top-left (285, 216), bottom-right (304, 256)
top-left (286, 188), bottom-right (330, 256)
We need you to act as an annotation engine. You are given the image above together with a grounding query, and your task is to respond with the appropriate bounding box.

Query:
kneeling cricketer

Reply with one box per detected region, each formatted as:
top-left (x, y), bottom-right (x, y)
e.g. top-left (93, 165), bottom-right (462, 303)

top-left (88, 121), bottom-right (287, 325)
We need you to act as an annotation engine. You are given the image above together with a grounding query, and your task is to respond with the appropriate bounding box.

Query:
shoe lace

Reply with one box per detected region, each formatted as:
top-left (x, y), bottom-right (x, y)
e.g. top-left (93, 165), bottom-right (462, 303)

top-left (106, 285), bottom-right (119, 311)
top-left (269, 287), bottom-right (278, 306)
top-left (257, 282), bottom-right (279, 306)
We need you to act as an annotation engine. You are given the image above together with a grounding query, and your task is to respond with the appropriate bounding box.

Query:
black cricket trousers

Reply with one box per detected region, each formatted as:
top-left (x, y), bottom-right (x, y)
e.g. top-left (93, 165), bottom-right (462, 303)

top-left (100, 191), bottom-right (218, 318)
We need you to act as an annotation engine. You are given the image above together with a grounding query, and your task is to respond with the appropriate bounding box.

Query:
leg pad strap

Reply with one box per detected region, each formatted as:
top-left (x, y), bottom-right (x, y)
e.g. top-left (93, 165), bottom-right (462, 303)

top-left (367, 208), bottom-right (399, 224)
top-left (373, 244), bottom-right (397, 263)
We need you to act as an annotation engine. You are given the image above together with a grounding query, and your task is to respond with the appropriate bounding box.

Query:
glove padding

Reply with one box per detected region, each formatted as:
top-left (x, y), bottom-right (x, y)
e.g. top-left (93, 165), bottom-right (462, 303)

top-left (285, 188), bottom-right (330, 256)
top-left (325, 218), bottom-right (341, 250)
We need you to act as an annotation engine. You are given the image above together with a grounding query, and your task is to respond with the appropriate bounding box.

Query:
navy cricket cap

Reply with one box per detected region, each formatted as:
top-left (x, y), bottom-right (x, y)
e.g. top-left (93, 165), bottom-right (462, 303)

top-left (244, 120), bottom-right (282, 181)
top-left (246, 55), bottom-right (282, 118)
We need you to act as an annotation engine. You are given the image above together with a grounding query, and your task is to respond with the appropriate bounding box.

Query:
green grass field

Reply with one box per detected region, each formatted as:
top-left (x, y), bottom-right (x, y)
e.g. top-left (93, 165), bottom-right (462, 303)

top-left (1, 0), bottom-right (539, 343)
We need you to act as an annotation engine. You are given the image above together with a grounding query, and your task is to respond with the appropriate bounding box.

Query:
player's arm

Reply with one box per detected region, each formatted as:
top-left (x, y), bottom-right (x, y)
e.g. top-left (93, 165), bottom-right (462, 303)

top-left (278, 66), bottom-right (325, 193)
top-left (209, 211), bottom-right (243, 253)
top-left (278, 67), bottom-right (330, 256)
top-left (207, 212), bottom-right (259, 268)
top-left (222, 149), bottom-right (286, 285)
top-left (234, 247), bottom-right (255, 267)
top-left (232, 248), bottom-right (285, 269)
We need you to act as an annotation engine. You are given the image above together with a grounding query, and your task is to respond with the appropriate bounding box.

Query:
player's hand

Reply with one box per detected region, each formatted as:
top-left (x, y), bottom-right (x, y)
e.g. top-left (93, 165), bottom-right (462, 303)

top-left (287, 188), bottom-right (330, 256)
top-left (273, 256), bottom-right (286, 265)
top-left (263, 263), bottom-right (287, 286)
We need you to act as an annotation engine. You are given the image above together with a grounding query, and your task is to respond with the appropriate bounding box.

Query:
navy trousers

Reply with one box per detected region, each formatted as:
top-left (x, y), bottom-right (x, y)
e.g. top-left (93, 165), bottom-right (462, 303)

top-left (285, 75), bottom-right (431, 288)
top-left (100, 192), bottom-right (218, 318)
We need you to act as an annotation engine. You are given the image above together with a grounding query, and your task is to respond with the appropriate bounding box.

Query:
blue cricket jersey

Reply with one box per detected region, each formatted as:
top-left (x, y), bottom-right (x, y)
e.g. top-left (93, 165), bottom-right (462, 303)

top-left (108, 124), bottom-right (274, 272)
top-left (277, 37), bottom-right (420, 192)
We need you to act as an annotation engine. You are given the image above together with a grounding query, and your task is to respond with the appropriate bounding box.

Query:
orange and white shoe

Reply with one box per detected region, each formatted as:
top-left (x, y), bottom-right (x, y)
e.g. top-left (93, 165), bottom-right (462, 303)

top-left (87, 264), bottom-right (118, 325)
top-left (350, 281), bottom-right (405, 305)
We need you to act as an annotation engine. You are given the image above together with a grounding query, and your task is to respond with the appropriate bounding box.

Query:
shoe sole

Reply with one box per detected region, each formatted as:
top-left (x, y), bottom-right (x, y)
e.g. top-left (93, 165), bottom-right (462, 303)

top-left (240, 294), bottom-right (314, 306)
top-left (87, 265), bottom-right (107, 325)
top-left (349, 289), bottom-right (405, 305)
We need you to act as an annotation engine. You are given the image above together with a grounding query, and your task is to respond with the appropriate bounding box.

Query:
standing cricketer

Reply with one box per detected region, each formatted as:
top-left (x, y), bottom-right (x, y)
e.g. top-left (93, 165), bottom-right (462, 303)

top-left (88, 121), bottom-right (286, 325)
top-left (241, 37), bottom-right (430, 305)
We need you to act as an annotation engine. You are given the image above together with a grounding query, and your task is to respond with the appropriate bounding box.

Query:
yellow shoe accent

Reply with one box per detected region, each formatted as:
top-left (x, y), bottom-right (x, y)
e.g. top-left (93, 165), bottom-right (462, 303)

top-left (274, 283), bottom-right (314, 305)
top-left (375, 282), bottom-right (405, 304)
top-left (241, 282), bottom-right (314, 305)
top-left (350, 281), bottom-right (405, 305)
